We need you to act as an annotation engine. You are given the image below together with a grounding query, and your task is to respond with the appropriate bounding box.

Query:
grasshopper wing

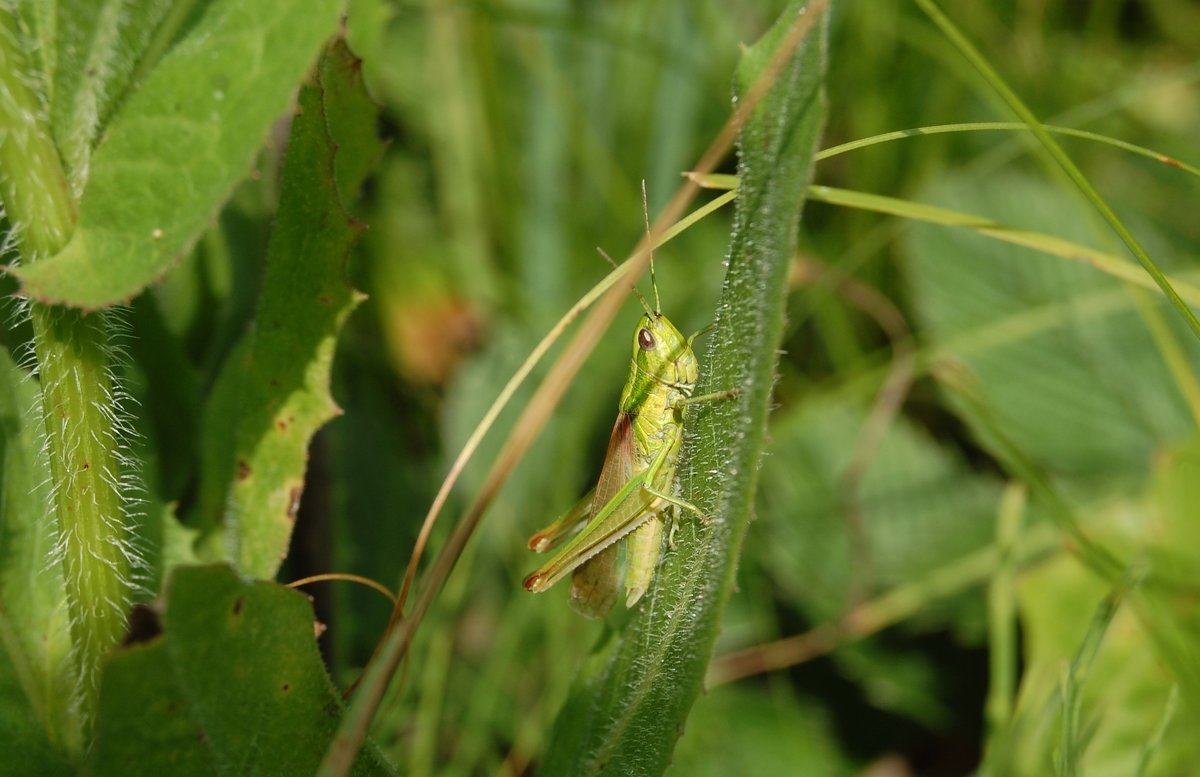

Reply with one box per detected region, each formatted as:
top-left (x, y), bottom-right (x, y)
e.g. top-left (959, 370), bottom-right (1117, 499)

top-left (567, 413), bottom-right (639, 618)
top-left (523, 413), bottom-right (657, 613)
top-left (568, 540), bottom-right (624, 618)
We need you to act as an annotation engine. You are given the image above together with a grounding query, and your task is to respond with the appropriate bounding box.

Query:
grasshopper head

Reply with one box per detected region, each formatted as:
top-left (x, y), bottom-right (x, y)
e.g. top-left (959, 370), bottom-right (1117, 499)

top-left (631, 312), bottom-right (698, 389)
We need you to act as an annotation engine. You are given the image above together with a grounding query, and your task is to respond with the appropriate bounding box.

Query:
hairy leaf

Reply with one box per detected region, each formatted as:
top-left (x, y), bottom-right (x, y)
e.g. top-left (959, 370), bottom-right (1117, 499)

top-left (539, 2), bottom-right (829, 774)
top-left (13, 0), bottom-right (345, 308)
top-left (49, 0), bottom-right (179, 188)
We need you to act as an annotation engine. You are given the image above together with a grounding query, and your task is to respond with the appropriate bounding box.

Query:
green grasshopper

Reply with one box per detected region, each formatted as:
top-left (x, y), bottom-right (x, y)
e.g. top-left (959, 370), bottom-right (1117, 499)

top-left (523, 232), bottom-right (734, 618)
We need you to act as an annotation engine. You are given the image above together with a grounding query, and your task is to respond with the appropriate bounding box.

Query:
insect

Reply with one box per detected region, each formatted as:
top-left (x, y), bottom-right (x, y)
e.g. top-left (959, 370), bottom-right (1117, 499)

top-left (522, 205), bottom-right (735, 618)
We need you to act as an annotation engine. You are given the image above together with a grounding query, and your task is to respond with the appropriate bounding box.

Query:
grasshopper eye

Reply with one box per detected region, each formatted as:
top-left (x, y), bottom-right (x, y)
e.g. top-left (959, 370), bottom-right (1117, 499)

top-left (637, 328), bottom-right (656, 351)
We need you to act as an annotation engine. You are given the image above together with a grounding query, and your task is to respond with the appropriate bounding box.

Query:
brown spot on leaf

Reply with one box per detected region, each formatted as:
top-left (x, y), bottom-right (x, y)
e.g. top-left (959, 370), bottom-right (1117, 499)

top-left (237, 460), bottom-right (251, 480)
top-left (281, 683), bottom-right (290, 692)
top-left (276, 418), bottom-right (288, 432)
top-left (232, 596), bottom-right (244, 616)
top-left (287, 486), bottom-right (303, 519)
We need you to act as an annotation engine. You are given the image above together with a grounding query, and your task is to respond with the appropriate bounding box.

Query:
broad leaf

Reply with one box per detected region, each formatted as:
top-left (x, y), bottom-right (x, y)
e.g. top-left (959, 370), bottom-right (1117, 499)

top-left (669, 685), bottom-right (848, 776)
top-left (87, 564), bottom-right (394, 775)
top-left (906, 171), bottom-right (1197, 490)
top-left (757, 397), bottom-right (1002, 622)
top-left (13, 0), bottom-right (345, 308)
top-left (191, 39), bottom-right (381, 578)
top-left (49, 0), bottom-right (181, 188)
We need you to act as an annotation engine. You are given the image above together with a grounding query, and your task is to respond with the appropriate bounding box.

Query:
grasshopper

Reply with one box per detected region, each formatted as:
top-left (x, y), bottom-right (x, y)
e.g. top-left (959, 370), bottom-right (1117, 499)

top-left (523, 205), bottom-right (734, 618)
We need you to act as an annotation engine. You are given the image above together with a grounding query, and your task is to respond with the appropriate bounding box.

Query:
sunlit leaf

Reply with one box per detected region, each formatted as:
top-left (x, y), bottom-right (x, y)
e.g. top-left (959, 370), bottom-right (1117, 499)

top-left (14, 0), bottom-right (345, 308)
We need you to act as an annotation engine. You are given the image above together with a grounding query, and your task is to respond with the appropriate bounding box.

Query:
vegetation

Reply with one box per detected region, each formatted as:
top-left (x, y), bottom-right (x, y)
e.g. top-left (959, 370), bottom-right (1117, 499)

top-left (1, 0), bottom-right (1198, 775)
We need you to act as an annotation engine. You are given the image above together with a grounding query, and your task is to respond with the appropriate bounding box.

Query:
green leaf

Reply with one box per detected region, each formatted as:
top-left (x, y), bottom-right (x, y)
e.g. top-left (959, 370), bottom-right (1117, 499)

top-left (912, 0), bottom-right (1200, 342)
top-left (906, 171), bottom-right (1197, 488)
top-left (192, 39), bottom-right (380, 579)
top-left (1003, 555), bottom-right (1199, 777)
top-left (0, 348), bottom-right (79, 765)
top-left (756, 397), bottom-right (1002, 623)
top-left (49, 0), bottom-right (179, 188)
top-left (0, 649), bottom-right (72, 777)
top-left (12, 0), bottom-right (345, 308)
top-left (748, 397), bottom-right (1006, 725)
top-left (87, 564), bottom-right (395, 775)
top-left (538, 2), bottom-right (829, 774)
top-left (669, 685), bottom-right (849, 776)
top-left (1133, 435), bottom-right (1200, 715)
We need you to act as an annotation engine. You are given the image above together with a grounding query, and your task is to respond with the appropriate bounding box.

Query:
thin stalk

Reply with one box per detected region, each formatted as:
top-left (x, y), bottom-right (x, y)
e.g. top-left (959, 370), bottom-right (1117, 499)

top-left (707, 521), bottom-right (1059, 686)
top-left (684, 180), bottom-right (1200, 308)
top-left (1133, 685), bottom-right (1180, 777)
top-left (983, 483), bottom-right (1025, 763)
top-left (817, 122), bottom-right (1200, 177)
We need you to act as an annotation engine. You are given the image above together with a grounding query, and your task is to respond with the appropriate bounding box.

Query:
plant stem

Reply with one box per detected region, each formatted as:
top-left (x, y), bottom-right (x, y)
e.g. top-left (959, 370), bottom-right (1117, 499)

top-left (0, 11), bottom-right (132, 741)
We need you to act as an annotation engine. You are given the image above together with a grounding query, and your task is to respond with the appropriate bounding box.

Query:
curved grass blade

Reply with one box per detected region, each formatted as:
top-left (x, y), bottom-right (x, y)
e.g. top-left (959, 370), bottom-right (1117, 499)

top-left (817, 122), bottom-right (1200, 178)
top-left (686, 178), bottom-right (1200, 309)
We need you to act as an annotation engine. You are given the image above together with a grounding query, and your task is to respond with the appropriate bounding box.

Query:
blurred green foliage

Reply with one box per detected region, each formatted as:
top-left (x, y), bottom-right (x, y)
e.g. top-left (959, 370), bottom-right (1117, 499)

top-left (328, 0), bottom-right (1200, 773)
top-left (2, 0), bottom-right (1199, 774)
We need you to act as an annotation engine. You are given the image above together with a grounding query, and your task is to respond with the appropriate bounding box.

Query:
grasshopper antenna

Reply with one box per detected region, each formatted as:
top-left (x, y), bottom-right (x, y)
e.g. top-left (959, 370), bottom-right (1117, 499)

top-left (597, 246), bottom-right (655, 319)
top-left (640, 180), bottom-right (661, 314)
